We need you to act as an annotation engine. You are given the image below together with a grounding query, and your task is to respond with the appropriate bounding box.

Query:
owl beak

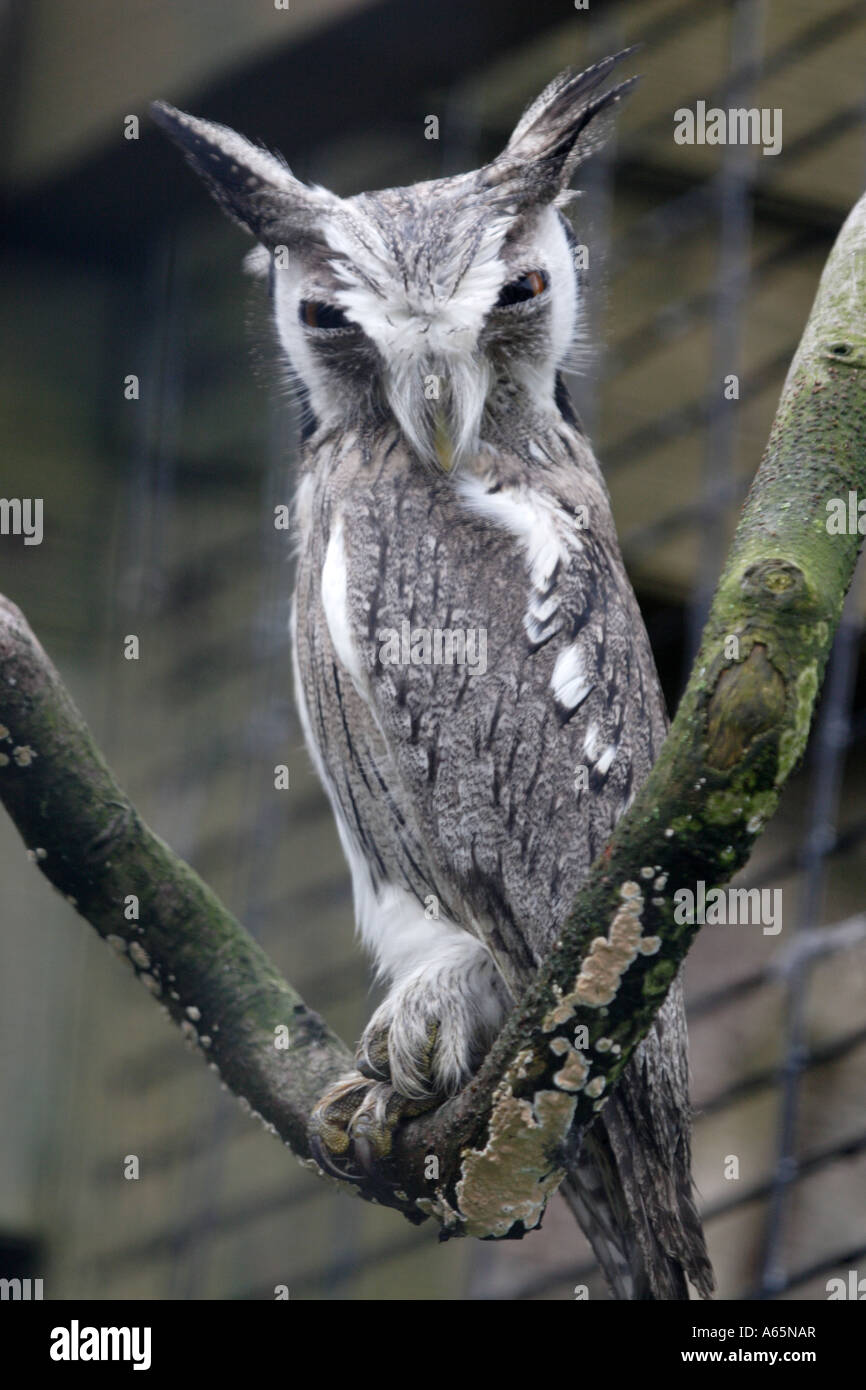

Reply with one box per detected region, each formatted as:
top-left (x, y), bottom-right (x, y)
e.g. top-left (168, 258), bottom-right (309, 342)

top-left (432, 410), bottom-right (455, 473)
top-left (387, 355), bottom-right (486, 473)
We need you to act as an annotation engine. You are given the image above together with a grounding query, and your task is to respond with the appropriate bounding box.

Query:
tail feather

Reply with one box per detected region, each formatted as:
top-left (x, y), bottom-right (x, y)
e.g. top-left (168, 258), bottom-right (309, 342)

top-left (562, 974), bottom-right (714, 1300)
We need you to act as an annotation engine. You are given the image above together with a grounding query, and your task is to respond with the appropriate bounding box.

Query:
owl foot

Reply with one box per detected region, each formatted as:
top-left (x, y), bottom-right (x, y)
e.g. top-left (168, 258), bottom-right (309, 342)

top-left (309, 1069), bottom-right (435, 1192)
top-left (310, 941), bottom-right (509, 1190)
top-left (355, 942), bottom-right (509, 1100)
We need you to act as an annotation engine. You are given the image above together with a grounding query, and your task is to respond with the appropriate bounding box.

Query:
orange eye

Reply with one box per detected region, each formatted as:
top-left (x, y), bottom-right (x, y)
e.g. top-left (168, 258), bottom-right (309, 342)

top-left (496, 269), bottom-right (549, 307)
top-left (299, 300), bottom-right (351, 330)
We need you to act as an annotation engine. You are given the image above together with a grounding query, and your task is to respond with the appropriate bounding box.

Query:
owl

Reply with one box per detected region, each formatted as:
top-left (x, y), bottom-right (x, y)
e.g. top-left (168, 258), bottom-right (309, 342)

top-left (153, 51), bottom-right (714, 1300)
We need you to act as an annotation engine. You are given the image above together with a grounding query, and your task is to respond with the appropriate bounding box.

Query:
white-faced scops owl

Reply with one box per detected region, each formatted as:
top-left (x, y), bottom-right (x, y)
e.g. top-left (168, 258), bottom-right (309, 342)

top-left (153, 52), bottom-right (714, 1300)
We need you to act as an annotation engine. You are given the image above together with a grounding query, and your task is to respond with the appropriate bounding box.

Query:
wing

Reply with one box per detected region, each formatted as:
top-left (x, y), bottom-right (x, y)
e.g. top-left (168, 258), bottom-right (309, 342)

top-left (319, 421), bottom-right (668, 996)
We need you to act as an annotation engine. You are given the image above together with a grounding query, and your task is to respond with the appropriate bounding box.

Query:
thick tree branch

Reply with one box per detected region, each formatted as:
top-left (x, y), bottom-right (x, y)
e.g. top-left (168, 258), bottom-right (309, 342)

top-left (0, 600), bottom-right (352, 1165)
top-left (2, 191), bottom-right (865, 1238)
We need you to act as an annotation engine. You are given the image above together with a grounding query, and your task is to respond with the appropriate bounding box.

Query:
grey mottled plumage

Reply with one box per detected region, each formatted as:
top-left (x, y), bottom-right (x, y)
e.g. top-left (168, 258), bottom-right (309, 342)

top-left (153, 52), bottom-right (714, 1300)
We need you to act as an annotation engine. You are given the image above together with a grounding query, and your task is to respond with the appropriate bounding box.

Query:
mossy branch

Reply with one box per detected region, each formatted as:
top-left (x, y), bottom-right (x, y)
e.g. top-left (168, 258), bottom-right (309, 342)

top-left (0, 595), bottom-right (352, 1167)
top-left (2, 191), bottom-right (865, 1238)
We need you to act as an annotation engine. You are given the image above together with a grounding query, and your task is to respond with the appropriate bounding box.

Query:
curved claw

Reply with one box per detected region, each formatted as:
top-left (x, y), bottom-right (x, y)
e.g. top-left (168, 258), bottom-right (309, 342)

top-left (350, 1133), bottom-right (376, 1180)
top-left (309, 1068), bottom-right (440, 1205)
top-left (309, 1133), bottom-right (366, 1185)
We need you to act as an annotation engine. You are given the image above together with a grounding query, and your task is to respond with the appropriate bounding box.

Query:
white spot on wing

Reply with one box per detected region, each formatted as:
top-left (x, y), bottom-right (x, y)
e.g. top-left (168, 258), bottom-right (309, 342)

top-left (584, 722), bottom-right (602, 762)
top-left (457, 477), bottom-right (582, 645)
top-left (321, 516), bottom-right (364, 685)
top-left (551, 644), bottom-right (593, 710)
top-left (596, 743), bottom-right (617, 776)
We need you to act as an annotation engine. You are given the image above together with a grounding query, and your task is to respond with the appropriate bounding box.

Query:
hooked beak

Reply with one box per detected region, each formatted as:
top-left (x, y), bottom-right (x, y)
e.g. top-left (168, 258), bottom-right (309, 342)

top-left (386, 356), bottom-right (489, 474)
top-left (432, 408), bottom-right (455, 472)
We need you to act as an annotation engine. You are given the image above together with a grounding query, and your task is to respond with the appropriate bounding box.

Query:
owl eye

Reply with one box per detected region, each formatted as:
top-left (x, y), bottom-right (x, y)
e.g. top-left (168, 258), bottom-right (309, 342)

top-left (299, 300), bottom-right (352, 330)
top-left (496, 269), bottom-right (549, 307)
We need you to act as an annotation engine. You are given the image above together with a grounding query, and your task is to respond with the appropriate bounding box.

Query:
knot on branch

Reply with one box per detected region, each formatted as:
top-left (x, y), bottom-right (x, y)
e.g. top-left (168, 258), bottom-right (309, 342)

top-left (822, 338), bottom-right (866, 369)
top-left (706, 644), bottom-right (786, 771)
top-left (740, 558), bottom-right (807, 606)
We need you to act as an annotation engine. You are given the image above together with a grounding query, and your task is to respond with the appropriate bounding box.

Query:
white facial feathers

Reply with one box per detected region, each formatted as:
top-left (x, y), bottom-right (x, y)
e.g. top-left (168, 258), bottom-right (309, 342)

top-left (268, 198), bottom-right (578, 457)
top-left (321, 198), bottom-right (511, 359)
top-left (154, 53), bottom-right (636, 459)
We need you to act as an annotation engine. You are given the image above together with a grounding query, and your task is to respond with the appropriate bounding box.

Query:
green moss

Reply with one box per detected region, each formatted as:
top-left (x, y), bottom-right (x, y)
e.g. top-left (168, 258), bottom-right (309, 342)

top-left (642, 958), bottom-right (677, 998)
top-left (776, 663), bottom-right (819, 782)
top-left (704, 789), bottom-right (748, 826)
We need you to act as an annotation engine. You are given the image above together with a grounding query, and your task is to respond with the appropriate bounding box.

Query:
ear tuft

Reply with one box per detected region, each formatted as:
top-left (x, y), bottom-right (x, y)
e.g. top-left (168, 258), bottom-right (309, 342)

top-left (151, 101), bottom-right (334, 248)
top-left (481, 49), bottom-right (640, 209)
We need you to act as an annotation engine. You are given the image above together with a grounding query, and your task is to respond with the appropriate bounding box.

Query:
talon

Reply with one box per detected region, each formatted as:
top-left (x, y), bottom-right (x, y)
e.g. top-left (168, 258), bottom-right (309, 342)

top-left (351, 1134), bottom-right (375, 1178)
top-left (309, 1133), bottom-right (364, 1184)
top-left (357, 1055), bottom-right (389, 1082)
top-left (309, 1066), bottom-right (439, 1200)
top-left (356, 1021), bottom-right (392, 1083)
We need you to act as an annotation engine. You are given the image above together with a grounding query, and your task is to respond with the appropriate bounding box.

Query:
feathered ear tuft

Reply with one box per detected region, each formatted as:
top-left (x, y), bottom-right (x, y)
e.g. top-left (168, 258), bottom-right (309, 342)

top-left (480, 49), bottom-right (640, 210)
top-left (150, 101), bottom-right (336, 248)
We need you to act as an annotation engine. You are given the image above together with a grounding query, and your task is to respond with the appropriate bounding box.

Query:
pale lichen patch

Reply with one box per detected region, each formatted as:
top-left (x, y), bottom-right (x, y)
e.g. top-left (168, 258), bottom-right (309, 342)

top-left (13, 745), bottom-right (36, 767)
top-left (456, 1081), bottom-right (576, 1239)
top-left (573, 885), bottom-right (645, 1007)
top-left (508, 1047), bottom-right (535, 1083)
top-left (415, 1190), bottom-right (463, 1233)
top-left (552, 1046), bottom-right (590, 1093)
top-left (542, 1000), bottom-right (575, 1034)
top-left (570, 881), bottom-right (665, 1006)
top-left (128, 942), bottom-right (151, 970)
top-left (105, 934), bottom-right (128, 955)
top-left (637, 936), bottom-right (661, 955)
top-left (542, 999), bottom-right (578, 1032)
top-left (595, 1036), bottom-right (613, 1052)
top-left (185, 1005), bottom-right (201, 1021)
top-left (585, 1075), bottom-right (606, 1098)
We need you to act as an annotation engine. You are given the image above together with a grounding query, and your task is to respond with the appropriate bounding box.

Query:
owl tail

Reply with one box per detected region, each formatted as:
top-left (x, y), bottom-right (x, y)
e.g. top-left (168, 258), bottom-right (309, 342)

top-left (561, 975), bottom-right (715, 1300)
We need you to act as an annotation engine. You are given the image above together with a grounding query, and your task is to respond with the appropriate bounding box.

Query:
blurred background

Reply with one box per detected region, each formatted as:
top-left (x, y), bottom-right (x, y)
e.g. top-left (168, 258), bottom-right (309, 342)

top-left (2, 0), bottom-right (866, 1301)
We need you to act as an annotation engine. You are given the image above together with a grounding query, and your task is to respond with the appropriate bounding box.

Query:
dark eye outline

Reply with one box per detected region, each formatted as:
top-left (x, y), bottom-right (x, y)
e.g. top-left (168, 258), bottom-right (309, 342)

top-left (298, 300), bottom-right (354, 331)
top-left (495, 269), bottom-right (549, 308)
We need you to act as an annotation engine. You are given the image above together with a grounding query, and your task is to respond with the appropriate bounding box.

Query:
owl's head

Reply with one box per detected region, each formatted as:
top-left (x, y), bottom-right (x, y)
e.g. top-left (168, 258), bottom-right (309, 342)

top-left (152, 52), bottom-right (636, 471)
